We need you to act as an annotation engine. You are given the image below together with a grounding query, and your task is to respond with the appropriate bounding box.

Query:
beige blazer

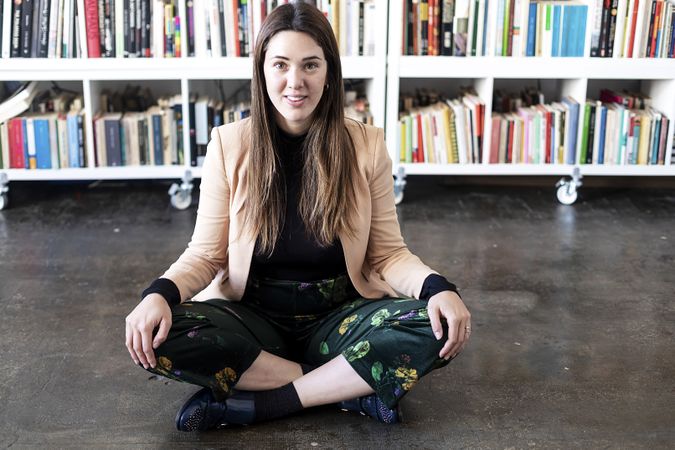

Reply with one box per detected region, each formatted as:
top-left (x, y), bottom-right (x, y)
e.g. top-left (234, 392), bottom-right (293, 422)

top-left (162, 117), bottom-right (438, 303)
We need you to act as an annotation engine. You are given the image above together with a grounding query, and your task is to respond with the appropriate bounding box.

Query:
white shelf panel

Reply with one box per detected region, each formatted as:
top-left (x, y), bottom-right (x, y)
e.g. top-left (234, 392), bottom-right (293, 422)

top-left (398, 163), bottom-right (675, 176)
top-left (396, 57), bottom-right (675, 80)
top-left (0, 56), bottom-right (382, 81)
top-left (2, 166), bottom-right (202, 181)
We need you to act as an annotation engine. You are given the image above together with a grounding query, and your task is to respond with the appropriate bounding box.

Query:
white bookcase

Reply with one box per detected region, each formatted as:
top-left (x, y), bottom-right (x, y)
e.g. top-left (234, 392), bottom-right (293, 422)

top-left (0, 1), bottom-right (389, 210)
top-left (386, 1), bottom-right (675, 204)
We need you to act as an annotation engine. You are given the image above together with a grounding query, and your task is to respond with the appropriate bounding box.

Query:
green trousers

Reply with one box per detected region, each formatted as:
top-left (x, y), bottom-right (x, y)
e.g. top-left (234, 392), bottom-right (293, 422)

top-left (148, 273), bottom-right (452, 409)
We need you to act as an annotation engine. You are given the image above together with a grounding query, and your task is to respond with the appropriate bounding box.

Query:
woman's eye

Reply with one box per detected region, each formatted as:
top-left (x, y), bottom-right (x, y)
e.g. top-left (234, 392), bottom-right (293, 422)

top-left (273, 62), bottom-right (286, 70)
top-left (305, 63), bottom-right (318, 70)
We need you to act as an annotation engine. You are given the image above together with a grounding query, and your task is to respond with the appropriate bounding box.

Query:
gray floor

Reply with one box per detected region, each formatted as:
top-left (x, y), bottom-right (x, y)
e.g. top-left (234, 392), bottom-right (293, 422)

top-left (0, 178), bottom-right (674, 449)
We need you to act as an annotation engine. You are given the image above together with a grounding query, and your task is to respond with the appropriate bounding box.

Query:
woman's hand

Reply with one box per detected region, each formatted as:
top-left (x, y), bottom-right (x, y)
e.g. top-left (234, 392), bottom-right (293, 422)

top-left (427, 291), bottom-right (471, 360)
top-left (125, 294), bottom-right (172, 369)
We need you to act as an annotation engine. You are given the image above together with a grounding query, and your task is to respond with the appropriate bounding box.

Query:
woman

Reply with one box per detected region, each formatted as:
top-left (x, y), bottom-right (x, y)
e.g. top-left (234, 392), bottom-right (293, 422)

top-left (125, 2), bottom-right (471, 431)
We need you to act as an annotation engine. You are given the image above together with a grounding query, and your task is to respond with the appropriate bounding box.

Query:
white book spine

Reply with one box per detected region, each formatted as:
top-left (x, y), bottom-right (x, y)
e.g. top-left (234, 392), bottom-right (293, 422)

top-left (0, 123), bottom-right (9, 169)
top-left (115, 0), bottom-right (124, 57)
top-left (252, 0), bottom-right (262, 51)
top-left (635, 0), bottom-right (653, 58)
top-left (194, 0), bottom-right (207, 57)
top-left (76, 0), bottom-right (88, 57)
top-left (209, 0), bottom-right (221, 57)
top-left (63, 0), bottom-right (72, 57)
top-left (510, 0), bottom-right (521, 57)
top-left (1, 0), bottom-right (11, 58)
top-left (55, 0), bottom-right (65, 58)
top-left (223, 0), bottom-right (233, 57)
top-left (612, 0), bottom-right (628, 57)
top-left (47, 0), bottom-right (60, 57)
top-left (362, 0), bottom-right (375, 56)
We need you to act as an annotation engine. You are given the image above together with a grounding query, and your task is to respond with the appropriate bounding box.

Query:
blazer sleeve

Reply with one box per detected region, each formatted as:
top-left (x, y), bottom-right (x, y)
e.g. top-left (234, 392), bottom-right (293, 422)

top-left (365, 127), bottom-right (438, 299)
top-left (160, 127), bottom-right (231, 302)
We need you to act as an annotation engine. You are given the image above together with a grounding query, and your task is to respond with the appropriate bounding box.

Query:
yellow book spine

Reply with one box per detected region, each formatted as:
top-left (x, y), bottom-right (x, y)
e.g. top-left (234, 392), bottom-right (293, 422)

top-left (637, 114), bottom-right (651, 165)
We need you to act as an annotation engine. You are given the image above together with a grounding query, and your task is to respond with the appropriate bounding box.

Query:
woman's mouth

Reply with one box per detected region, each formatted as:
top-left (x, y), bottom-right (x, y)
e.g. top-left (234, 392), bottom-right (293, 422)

top-left (284, 95), bottom-right (307, 106)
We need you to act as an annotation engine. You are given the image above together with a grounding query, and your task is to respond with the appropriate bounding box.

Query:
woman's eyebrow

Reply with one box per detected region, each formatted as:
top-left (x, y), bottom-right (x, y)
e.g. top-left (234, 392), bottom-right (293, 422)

top-left (270, 55), bottom-right (323, 61)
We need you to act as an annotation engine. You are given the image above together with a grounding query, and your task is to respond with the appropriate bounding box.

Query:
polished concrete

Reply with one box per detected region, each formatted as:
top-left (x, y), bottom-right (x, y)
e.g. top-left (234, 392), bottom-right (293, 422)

top-left (0, 177), bottom-right (673, 449)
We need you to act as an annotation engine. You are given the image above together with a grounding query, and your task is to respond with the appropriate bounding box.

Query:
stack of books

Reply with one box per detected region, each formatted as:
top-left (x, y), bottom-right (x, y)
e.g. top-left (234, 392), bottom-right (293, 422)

top-left (401, 0), bottom-right (588, 57)
top-left (590, 0), bottom-right (675, 58)
top-left (489, 90), bottom-right (580, 164)
top-left (579, 89), bottom-right (671, 165)
top-left (0, 0), bottom-right (378, 59)
top-left (0, 93), bottom-right (86, 169)
top-left (397, 89), bottom-right (486, 164)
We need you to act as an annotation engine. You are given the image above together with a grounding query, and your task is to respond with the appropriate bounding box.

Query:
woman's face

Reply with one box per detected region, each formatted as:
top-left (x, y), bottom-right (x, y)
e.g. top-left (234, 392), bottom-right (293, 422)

top-left (263, 30), bottom-right (328, 135)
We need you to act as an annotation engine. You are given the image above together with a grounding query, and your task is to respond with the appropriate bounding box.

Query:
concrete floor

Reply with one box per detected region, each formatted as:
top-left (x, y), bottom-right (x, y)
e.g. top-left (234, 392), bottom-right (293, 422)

top-left (0, 177), bottom-right (673, 449)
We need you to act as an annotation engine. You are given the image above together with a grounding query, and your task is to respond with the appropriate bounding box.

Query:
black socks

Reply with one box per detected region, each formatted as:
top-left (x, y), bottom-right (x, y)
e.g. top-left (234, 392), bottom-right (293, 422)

top-left (253, 382), bottom-right (304, 423)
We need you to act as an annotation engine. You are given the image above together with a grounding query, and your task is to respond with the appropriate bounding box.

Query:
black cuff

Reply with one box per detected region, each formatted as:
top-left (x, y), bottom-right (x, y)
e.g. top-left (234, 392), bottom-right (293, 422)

top-left (141, 278), bottom-right (181, 307)
top-left (419, 273), bottom-right (461, 301)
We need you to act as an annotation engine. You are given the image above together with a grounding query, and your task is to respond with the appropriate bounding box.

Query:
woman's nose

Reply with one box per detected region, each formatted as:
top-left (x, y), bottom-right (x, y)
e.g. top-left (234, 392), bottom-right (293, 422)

top-left (286, 67), bottom-right (304, 90)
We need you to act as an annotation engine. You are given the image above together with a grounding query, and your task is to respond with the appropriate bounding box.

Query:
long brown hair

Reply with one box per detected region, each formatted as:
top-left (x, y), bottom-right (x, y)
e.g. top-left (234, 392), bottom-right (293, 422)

top-left (246, 2), bottom-right (359, 256)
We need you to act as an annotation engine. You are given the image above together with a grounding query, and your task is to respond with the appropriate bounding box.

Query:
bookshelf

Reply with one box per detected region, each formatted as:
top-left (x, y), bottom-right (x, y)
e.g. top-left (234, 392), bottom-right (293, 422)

top-left (0, 1), bottom-right (388, 210)
top-left (386, 1), bottom-right (675, 204)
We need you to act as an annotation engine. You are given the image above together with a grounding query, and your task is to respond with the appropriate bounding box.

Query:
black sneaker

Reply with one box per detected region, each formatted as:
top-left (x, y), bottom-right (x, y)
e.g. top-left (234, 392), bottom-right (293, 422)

top-left (175, 388), bottom-right (255, 431)
top-left (338, 394), bottom-right (401, 424)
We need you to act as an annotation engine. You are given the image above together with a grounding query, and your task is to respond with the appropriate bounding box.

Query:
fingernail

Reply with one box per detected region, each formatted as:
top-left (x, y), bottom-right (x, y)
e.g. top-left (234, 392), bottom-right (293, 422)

top-left (434, 331), bottom-right (441, 340)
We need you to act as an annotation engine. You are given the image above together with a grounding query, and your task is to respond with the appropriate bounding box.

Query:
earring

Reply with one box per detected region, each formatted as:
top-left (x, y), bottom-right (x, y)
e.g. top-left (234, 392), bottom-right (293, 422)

top-left (324, 84), bottom-right (329, 90)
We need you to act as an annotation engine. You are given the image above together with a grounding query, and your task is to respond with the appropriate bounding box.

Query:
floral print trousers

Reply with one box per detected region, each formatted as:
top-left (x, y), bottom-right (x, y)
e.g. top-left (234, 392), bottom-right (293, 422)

top-left (148, 273), bottom-right (452, 409)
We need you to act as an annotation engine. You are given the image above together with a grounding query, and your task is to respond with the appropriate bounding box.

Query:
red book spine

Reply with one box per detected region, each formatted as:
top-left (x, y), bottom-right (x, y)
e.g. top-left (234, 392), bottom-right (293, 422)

top-left (8, 118), bottom-right (26, 169)
top-left (545, 110), bottom-right (552, 164)
top-left (84, 0), bottom-right (102, 57)
top-left (417, 113), bottom-right (424, 162)
top-left (233, 0), bottom-right (241, 57)
top-left (507, 117), bottom-right (515, 163)
top-left (627, 0), bottom-right (640, 57)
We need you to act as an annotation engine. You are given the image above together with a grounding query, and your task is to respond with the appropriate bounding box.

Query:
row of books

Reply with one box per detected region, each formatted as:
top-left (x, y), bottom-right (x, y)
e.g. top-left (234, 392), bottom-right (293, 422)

top-left (0, 99), bottom-right (87, 169)
top-left (591, 0), bottom-right (675, 58)
top-left (578, 101), bottom-right (670, 165)
top-left (0, 86), bottom-right (373, 169)
top-left (0, 0), bottom-right (377, 59)
top-left (397, 92), bottom-right (486, 164)
top-left (402, 0), bottom-right (588, 57)
top-left (489, 96), bottom-right (580, 164)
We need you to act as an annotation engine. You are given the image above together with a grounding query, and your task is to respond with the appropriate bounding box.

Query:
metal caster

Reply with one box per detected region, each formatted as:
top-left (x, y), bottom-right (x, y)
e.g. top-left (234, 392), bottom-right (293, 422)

top-left (168, 170), bottom-right (194, 210)
top-left (0, 173), bottom-right (8, 210)
top-left (555, 167), bottom-right (582, 205)
top-left (393, 166), bottom-right (407, 205)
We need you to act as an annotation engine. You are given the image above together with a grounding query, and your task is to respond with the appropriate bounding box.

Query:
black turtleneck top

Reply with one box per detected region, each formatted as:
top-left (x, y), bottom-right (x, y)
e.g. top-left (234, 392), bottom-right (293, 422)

top-left (143, 127), bottom-right (459, 306)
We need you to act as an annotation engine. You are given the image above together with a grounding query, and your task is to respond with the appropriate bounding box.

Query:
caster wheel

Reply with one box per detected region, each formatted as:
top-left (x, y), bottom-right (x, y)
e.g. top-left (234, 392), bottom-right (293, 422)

top-left (170, 189), bottom-right (192, 210)
top-left (556, 182), bottom-right (577, 205)
top-left (0, 193), bottom-right (8, 210)
top-left (394, 190), bottom-right (404, 205)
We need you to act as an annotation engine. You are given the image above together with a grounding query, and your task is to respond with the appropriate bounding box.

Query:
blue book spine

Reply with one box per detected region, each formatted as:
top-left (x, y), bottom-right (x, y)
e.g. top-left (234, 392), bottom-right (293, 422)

top-left (562, 98), bottom-right (578, 164)
top-left (598, 106), bottom-right (607, 164)
top-left (651, 118), bottom-right (661, 165)
top-left (552, 5), bottom-right (561, 57)
top-left (152, 114), bottom-right (163, 165)
top-left (21, 119), bottom-right (29, 169)
top-left (34, 119), bottom-right (52, 169)
top-left (67, 114), bottom-right (80, 168)
top-left (526, 3), bottom-right (537, 56)
top-left (561, 6), bottom-right (570, 57)
top-left (632, 122), bottom-right (640, 164)
top-left (577, 6), bottom-right (588, 56)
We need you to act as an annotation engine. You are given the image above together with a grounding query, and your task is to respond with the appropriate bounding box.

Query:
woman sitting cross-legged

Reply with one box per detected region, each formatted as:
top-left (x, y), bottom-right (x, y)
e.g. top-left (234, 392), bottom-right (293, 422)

top-left (124, 2), bottom-right (471, 431)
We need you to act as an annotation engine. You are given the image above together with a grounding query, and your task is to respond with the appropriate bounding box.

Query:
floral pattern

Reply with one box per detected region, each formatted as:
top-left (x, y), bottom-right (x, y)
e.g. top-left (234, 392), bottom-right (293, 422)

top-left (214, 367), bottom-right (237, 393)
top-left (338, 314), bottom-right (359, 335)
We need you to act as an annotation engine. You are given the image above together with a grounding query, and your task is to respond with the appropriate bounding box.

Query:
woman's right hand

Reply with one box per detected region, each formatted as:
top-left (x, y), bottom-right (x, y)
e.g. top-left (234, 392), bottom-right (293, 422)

top-left (125, 294), bottom-right (172, 369)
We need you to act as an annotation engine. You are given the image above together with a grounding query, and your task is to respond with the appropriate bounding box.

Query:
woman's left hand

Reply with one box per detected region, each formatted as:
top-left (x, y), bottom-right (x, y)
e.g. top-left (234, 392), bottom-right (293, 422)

top-left (427, 291), bottom-right (472, 360)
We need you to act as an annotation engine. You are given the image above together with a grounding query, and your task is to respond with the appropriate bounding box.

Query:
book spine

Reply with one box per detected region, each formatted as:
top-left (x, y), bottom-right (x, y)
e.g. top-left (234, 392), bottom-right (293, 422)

top-left (84, 0), bottom-right (101, 57)
top-left (441, 0), bottom-right (454, 55)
